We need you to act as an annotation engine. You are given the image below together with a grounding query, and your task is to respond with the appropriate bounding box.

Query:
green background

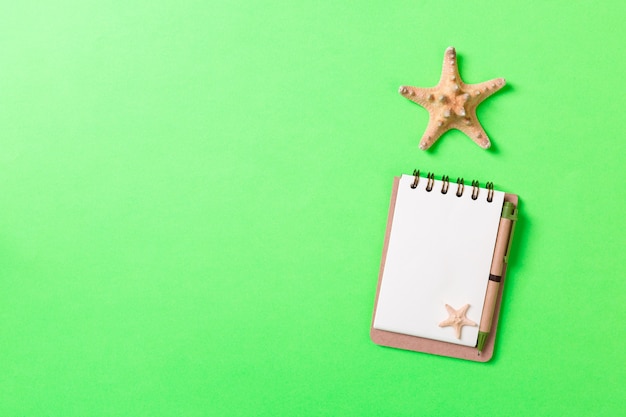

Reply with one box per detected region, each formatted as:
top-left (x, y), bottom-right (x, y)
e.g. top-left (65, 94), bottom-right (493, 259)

top-left (1, 1), bottom-right (624, 415)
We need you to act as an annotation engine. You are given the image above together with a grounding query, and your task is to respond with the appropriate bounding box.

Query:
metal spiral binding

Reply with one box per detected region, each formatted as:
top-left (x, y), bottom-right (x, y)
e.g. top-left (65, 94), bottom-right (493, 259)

top-left (441, 176), bottom-right (449, 194)
top-left (486, 182), bottom-right (494, 202)
top-left (425, 172), bottom-right (435, 191)
top-left (411, 169), bottom-right (420, 188)
top-left (409, 170), bottom-right (494, 202)
top-left (456, 177), bottom-right (464, 197)
top-left (471, 180), bottom-right (480, 200)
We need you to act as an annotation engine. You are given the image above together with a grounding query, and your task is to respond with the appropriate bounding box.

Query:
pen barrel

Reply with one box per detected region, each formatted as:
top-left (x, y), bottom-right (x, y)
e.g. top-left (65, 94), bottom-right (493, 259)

top-left (479, 205), bottom-right (515, 338)
top-left (479, 279), bottom-right (500, 333)
top-left (489, 217), bottom-right (513, 276)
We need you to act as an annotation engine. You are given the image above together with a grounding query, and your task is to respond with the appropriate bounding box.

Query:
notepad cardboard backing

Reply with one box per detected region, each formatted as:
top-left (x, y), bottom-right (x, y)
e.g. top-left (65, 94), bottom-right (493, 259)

top-left (370, 176), bottom-right (518, 362)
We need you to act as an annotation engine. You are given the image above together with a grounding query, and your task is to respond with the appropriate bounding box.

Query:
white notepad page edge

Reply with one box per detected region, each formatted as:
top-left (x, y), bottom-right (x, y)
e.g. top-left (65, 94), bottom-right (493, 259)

top-left (373, 175), bottom-right (505, 347)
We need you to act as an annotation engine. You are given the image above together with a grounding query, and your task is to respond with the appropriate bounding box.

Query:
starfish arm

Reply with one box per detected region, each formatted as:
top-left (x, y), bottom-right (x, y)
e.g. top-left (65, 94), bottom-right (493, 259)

top-left (439, 47), bottom-right (462, 85)
top-left (419, 117), bottom-right (450, 150)
top-left (399, 85), bottom-right (436, 108)
top-left (465, 78), bottom-right (506, 102)
top-left (462, 317), bottom-right (478, 327)
top-left (454, 324), bottom-right (462, 339)
top-left (438, 318), bottom-right (454, 327)
top-left (456, 116), bottom-right (492, 149)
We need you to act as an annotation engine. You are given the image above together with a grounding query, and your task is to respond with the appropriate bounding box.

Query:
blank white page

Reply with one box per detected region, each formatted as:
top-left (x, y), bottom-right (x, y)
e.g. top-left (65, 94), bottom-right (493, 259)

top-left (373, 174), bottom-right (505, 347)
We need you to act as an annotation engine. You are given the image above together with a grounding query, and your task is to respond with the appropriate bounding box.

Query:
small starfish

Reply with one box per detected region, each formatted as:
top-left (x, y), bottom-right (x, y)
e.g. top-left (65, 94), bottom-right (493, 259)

top-left (438, 304), bottom-right (477, 339)
top-left (399, 47), bottom-right (506, 150)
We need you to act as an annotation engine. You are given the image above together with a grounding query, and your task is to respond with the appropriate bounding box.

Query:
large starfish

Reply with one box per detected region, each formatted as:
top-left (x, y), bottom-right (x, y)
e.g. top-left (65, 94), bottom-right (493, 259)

top-left (438, 303), bottom-right (477, 339)
top-left (399, 47), bottom-right (505, 150)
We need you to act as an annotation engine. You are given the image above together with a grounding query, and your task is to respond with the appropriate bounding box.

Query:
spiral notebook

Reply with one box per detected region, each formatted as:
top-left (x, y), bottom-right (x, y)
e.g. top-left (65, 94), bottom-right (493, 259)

top-left (371, 171), bottom-right (518, 362)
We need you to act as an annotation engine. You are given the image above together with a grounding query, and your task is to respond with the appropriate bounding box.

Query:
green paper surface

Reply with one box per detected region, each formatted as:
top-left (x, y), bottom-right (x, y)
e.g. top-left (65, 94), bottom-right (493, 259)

top-left (1, 1), bottom-right (624, 415)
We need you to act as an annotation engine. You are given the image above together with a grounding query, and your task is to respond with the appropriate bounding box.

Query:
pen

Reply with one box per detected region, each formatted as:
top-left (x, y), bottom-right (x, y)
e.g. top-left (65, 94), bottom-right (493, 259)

top-left (477, 201), bottom-right (517, 353)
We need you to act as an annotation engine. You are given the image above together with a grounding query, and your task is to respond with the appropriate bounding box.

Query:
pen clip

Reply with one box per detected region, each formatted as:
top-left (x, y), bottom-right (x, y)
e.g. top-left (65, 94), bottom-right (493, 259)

top-left (502, 202), bottom-right (518, 264)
